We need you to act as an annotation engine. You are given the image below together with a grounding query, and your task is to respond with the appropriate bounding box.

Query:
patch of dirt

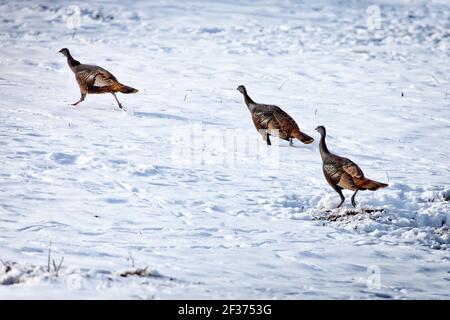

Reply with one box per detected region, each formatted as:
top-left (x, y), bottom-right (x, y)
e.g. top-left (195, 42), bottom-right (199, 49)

top-left (320, 208), bottom-right (385, 222)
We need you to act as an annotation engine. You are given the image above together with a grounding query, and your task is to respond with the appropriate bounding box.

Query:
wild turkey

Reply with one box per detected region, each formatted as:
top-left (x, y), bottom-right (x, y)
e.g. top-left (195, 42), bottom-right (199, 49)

top-left (315, 125), bottom-right (388, 208)
top-left (237, 85), bottom-right (314, 145)
top-left (59, 48), bottom-right (138, 109)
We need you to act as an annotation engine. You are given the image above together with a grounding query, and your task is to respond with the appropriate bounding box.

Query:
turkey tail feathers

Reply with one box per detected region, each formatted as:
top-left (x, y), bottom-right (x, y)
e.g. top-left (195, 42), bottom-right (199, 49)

top-left (87, 83), bottom-right (139, 94)
top-left (116, 83), bottom-right (138, 94)
top-left (293, 131), bottom-right (314, 144)
top-left (354, 177), bottom-right (388, 191)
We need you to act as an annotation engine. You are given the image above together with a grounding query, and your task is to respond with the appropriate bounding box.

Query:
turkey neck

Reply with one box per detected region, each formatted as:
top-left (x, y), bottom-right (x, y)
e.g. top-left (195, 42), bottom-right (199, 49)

top-left (319, 134), bottom-right (330, 160)
top-left (243, 91), bottom-right (256, 112)
top-left (66, 52), bottom-right (80, 72)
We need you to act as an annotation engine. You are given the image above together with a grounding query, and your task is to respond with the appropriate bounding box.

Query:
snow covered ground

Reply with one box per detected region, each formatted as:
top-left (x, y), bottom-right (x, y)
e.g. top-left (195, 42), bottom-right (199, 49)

top-left (0, 0), bottom-right (449, 299)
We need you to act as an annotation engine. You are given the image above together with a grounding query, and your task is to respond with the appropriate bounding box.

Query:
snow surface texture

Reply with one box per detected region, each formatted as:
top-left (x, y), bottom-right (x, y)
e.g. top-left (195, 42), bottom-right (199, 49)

top-left (0, 0), bottom-right (449, 299)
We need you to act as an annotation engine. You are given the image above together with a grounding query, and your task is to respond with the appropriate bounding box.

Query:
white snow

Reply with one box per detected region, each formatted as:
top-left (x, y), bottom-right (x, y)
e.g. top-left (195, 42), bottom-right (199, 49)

top-left (0, 0), bottom-right (449, 299)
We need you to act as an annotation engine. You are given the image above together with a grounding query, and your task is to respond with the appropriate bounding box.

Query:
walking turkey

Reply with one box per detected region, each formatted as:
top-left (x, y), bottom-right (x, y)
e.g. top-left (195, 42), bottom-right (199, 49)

top-left (59, 48), bottom-right (138, 109)
top-left (237, 85), bottom-right (314, 146)
top-left (315, 125), bottom-right (388, 208)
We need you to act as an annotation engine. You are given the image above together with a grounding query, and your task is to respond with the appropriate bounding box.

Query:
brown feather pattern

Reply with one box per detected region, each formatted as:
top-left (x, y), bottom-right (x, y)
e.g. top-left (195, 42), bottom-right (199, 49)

top-left (316, 125), bottom-right (388, 208)
top-left (238, 86), bottom-right (314, 145)
top-left (74, 65), bottom-right (137, 94)
top-left (60, 48), bottom-right (138, 108)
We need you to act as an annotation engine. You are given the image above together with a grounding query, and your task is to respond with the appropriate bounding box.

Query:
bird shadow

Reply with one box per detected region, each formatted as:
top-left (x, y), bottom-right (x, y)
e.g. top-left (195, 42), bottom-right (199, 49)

top-left (278, 143), bottom-right (314, 149)
top-left (133, 111), bottom-right (188, 121)
top-left (279, 144), bottom-right (304, 149)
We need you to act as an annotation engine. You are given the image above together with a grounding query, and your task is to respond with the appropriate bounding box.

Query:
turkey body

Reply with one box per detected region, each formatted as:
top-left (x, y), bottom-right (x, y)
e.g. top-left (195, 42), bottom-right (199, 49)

top-left (237, 85), bottom-right (314, 145)
top-left (316, 126), bottom-right (388, 208)
top-left (59, 48), bottom-right (138, 109)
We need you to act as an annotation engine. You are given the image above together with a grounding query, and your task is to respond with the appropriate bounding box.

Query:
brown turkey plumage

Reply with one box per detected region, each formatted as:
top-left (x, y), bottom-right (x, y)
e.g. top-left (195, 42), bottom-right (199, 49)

top-left (237, 85), bottom-right (314, 146)
top-left (59, 48), bottom-right (138, 109)
top-left (315, 125), bottom-right (388, 208)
